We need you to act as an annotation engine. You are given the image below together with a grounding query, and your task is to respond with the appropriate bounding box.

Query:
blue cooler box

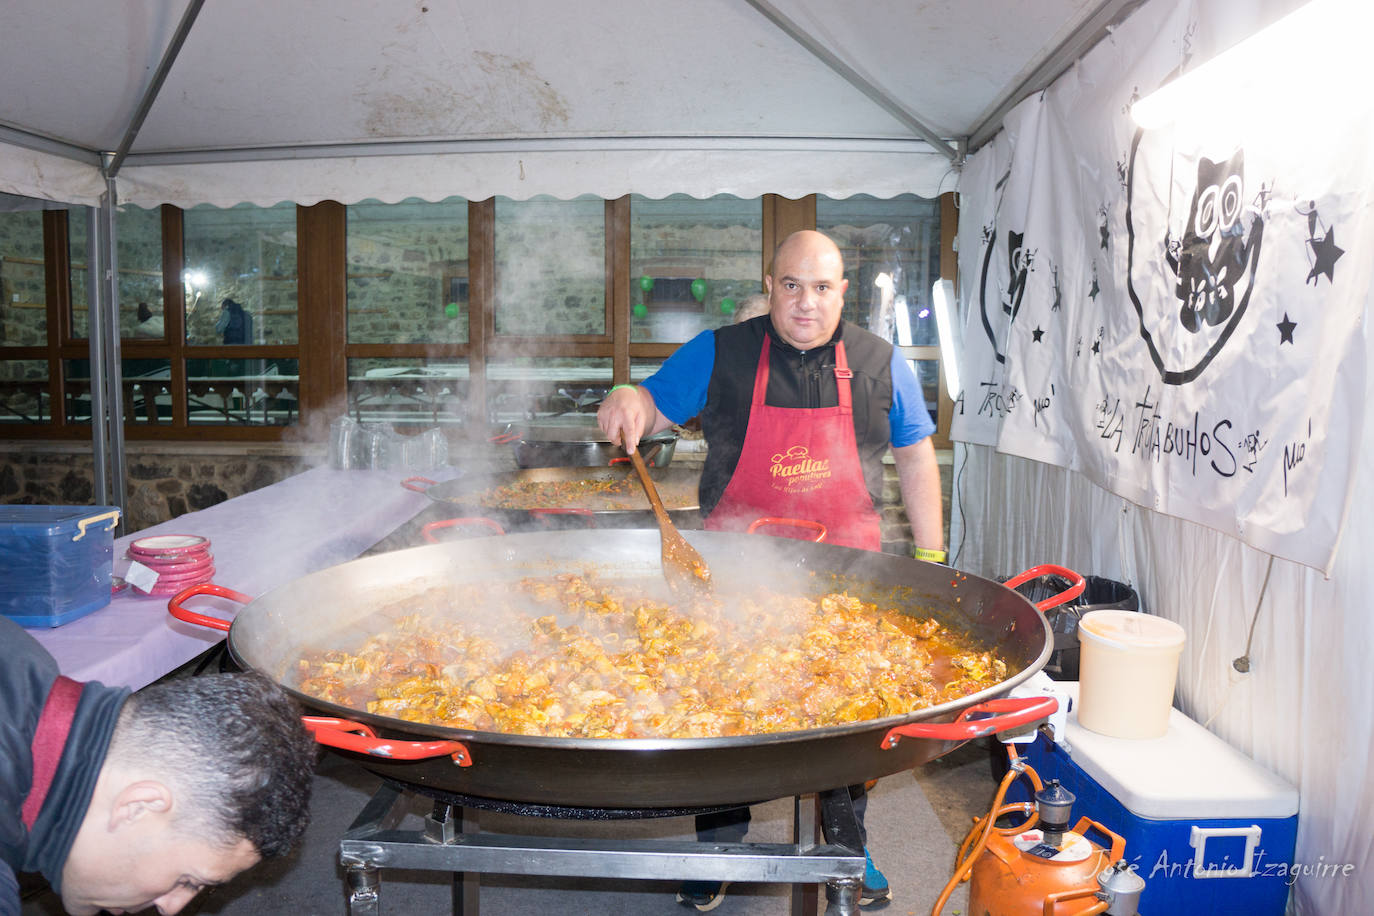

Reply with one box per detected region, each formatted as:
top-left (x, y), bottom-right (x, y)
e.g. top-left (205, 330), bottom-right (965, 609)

top-left (1005, 682), bottom-right (1298, 915)
top-left (0, 505), bottom-right (121, 627)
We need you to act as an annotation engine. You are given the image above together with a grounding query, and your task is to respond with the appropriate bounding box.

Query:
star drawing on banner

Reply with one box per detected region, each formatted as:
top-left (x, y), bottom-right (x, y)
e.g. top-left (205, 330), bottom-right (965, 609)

top-left (1088, 273), bottom-right (1100, 301)
top-left (1032, 326), bottom-right (1045, 342)
top-left (1277, 313), bottom-right (1296, 344)
top-left (1306, 228), bottom-right (1344, 285)
top-left (1092, 339), bottom-right (1101, 355)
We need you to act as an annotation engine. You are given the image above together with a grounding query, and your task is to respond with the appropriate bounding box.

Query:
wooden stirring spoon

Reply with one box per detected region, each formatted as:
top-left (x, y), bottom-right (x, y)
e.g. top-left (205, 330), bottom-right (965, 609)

top-left (628, 448), bottom-right (712, 598)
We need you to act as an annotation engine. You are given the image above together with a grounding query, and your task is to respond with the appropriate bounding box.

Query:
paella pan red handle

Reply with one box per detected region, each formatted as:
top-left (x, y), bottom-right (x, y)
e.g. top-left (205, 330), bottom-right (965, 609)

top-left (746, 516), bottom-right (828, 542)
top-left (879, 695), bottom-right (1059, 748)
top-left (302, 716), bottom-right (471, 766)
top-left (400, 475), bottom-right (436, 493)
top-left (1001, 564), bottom-right (1087, 611)
top-left (421, 516), bottom-right (508, 543)
top-left (167, 582), bottom-right (255, 631)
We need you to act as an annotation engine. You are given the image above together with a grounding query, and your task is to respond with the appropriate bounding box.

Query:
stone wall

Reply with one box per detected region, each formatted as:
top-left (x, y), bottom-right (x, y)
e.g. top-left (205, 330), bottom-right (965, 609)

top-left (0, 442), bottom-right (318, 535)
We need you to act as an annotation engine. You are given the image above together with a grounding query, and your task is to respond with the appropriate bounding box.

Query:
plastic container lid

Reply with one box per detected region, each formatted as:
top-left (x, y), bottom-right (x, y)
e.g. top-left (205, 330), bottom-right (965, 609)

top-left (1079, 609), bottom-right (1185, 651)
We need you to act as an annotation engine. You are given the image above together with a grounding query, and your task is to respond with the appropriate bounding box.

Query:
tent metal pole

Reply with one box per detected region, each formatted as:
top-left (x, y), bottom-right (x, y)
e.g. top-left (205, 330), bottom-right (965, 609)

top-left (88, 176), bottom-right (128, 520)
top-left (741, 0), bottom-right (959, 162)
top-left (116, 134), bottom-right (938, 168)
top-left (0, 124), bottom-right (101, 166)
top-left (85, 206), bottom-right (111, 507)
top-left (106, 0), bottom-right (207, 179)
top-left (965, 0), bottom-right (1147, 152)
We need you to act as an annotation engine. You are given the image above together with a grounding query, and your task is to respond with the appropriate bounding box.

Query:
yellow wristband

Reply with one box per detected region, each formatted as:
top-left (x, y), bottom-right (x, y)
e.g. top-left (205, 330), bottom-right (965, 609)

top-left (914, 547), bottom-right (947, 563)
top-left (607, 384), bottom-right (637, 396)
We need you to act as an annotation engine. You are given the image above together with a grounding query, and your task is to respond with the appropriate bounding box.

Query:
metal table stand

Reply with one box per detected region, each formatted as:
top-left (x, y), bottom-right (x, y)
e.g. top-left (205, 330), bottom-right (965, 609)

top-left (341, 781), bottom-right (867, 916)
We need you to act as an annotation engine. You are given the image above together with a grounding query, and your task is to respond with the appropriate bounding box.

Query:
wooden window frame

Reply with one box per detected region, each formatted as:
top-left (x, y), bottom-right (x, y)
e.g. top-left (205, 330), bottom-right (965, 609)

top-left (0, 192), bottom-right (954, 443)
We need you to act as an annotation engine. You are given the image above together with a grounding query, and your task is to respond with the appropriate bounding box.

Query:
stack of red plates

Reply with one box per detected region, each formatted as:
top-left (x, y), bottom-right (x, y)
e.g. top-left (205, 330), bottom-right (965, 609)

top-left (127, 534), bottom-right (215, 596)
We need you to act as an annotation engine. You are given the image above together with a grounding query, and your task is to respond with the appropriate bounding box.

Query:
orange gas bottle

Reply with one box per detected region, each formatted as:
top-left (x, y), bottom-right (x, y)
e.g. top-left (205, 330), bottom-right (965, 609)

top-left (934, 761), bottom-right (1146, 916)
top-left (967, 816), bottom-right (1131, 915)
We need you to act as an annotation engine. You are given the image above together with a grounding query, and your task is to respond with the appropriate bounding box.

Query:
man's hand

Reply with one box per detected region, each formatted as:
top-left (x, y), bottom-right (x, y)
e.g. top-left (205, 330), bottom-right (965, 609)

top-left (597, 385), bottom-right (652, 453)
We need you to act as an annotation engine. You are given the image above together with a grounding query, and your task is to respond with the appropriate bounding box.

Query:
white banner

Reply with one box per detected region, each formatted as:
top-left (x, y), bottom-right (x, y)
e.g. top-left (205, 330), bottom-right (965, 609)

top-left (952, 0), bottom-right (1372, 572)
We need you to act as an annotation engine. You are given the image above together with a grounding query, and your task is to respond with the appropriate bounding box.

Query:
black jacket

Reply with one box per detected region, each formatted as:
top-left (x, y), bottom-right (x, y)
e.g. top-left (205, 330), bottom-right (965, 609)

top-left (698, 317), bottom-right (896, 517)
top-left (0, 617), bottom-right (127, 905)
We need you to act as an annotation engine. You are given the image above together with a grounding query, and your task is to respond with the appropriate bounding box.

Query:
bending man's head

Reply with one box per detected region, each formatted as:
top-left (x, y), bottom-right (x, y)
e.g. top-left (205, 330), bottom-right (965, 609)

top-left (61, 672), bottom-right (316, 916)
top-left (765, 230), bottom-right (849, 351)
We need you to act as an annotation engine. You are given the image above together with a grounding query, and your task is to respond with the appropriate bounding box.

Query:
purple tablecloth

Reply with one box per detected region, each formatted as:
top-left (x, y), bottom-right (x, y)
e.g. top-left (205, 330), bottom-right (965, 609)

top-left (29, 466), bottom-right (455, 689)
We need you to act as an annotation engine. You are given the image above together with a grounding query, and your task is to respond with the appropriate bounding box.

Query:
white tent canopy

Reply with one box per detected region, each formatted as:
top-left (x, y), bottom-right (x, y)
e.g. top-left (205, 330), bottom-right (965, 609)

top-left (0, 0), bottom-right (1132, 207)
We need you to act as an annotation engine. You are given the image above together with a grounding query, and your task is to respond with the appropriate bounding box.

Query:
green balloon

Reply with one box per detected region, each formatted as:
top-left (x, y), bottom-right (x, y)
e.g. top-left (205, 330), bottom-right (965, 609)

top-left (633, 302), bottom-right (648, 318)
top-left (720, 297), bottom-right (736, 315)
top-left (639, 276), bottom-right (654, 293)
top-left (690, 278), bottom-right (707, 302)
top-left (444, 302), bottom-right (459, 319)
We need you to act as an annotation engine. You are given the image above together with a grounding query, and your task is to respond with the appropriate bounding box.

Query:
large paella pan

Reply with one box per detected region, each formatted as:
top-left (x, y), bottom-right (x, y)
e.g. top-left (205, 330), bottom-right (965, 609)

top-left (171, 529), bottom-right (1078, 809)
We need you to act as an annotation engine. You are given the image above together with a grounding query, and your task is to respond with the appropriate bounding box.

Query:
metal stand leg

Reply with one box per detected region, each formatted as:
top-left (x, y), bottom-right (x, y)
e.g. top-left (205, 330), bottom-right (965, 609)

top-left (792, 795), bottom-right (820, 916)
top-left (344, 865), bottom-right (380, 916)
top-left (340, 782), bottom-right (409, 916)
top-left (817, 787), bottom-right (864, 916)
top-left (824, 878), bottom-right (862, 916)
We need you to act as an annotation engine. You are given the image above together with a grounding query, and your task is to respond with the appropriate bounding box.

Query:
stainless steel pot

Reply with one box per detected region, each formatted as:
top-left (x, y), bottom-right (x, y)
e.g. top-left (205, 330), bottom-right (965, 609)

top-left (493, 418), bottom-right (679, 468)
top-left (170, 530), bottom-right (1079, 809)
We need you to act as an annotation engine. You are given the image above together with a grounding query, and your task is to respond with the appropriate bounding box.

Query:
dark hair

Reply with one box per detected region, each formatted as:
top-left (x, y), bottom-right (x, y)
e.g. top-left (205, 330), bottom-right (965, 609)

top-left (136, 302), bottom-right (152, 322)
top-left (107, 672), bottom-right (316, 858)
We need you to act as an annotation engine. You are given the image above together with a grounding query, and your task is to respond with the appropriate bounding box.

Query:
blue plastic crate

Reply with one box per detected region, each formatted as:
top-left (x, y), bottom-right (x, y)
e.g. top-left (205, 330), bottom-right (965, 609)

top-left (0, 505), bottom-right (121, 627)
top-left (1005, 682), bottom-right (1298, 915)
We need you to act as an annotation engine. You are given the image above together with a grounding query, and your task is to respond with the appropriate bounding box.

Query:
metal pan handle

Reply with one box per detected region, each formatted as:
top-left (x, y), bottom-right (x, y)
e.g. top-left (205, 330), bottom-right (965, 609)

top-left (746, 517), bottom-right (828, 542)
top-left (302, 716), bottom-right (472, 766)
top-left (880, 695), bottom-right (1059, 748)
top-left (1001, 564), bottom-right (1086, 612)
top-left (421, 517), bottom-right (507, 543)
top-left (167, 582), bottom-right (254, 632)
top-left (400, 476), bottom-right (436, 492)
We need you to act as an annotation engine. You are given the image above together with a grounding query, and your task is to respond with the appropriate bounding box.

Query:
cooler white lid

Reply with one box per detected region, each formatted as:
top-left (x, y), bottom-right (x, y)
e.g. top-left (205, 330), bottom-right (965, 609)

top-left (1056, 682), bottom-right (1299, 820)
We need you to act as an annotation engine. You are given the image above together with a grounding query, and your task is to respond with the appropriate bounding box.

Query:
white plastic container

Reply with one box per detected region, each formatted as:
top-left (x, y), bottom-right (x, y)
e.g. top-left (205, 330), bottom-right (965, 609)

top-left (1077, 610), bottom-right (1186, 739)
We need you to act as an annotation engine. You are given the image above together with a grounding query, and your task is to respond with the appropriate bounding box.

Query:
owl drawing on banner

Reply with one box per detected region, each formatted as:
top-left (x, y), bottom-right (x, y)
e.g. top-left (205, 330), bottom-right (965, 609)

top-left (1126, 128), bottom-right (1265, 385)
top-left (1167, 151), bottom-right (1263, 334)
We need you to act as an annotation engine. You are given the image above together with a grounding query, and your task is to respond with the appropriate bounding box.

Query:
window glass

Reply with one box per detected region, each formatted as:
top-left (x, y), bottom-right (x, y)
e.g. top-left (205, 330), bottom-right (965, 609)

top-left (487, 356), bottom-right (611, 424)
top-left (347, 198), bottom-right (469, 345)
top-left (908, 358), bottom-right (940, 423)
top-left (183, 202), bottom-right (297, 345)
top-left (0, 209), bottom-right (48, 346)
top-left (629, 359), bottom-right (666, 384)
top-left (63, 359), bottom-right (93, 424)
top-left (817, 194), bottom-right (941, 346)
top-left (630, 194), bottom-right (762, 344)
top-left (493, 196), bottom-right (604, 336)
top-left (0, 359), bottom-right (49, 424)
top-left (347, 357), bottom-right (467, 427)
top-left (186, 357), bottom-right (298, 426)
top-left (121, 358), bottom-right (172, 425)
top-left (118, 205), bottom-right (166, 339)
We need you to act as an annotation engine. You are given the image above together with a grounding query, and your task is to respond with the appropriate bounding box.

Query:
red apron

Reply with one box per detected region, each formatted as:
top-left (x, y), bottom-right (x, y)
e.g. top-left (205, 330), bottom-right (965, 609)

top-left (705, 339), bottom-right (882, 550)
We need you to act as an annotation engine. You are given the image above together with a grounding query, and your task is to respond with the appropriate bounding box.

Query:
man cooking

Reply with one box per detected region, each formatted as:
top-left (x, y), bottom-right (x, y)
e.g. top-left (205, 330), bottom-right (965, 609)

top-left (597, 228), bottom-right (944, 910)
top-left (1, 616), bottom-right (317, 916)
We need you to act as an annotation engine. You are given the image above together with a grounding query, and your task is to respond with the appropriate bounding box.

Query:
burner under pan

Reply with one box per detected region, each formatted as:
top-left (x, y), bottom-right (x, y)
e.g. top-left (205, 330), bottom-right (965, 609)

top-left (389, 777), bottom-right (753, 821)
